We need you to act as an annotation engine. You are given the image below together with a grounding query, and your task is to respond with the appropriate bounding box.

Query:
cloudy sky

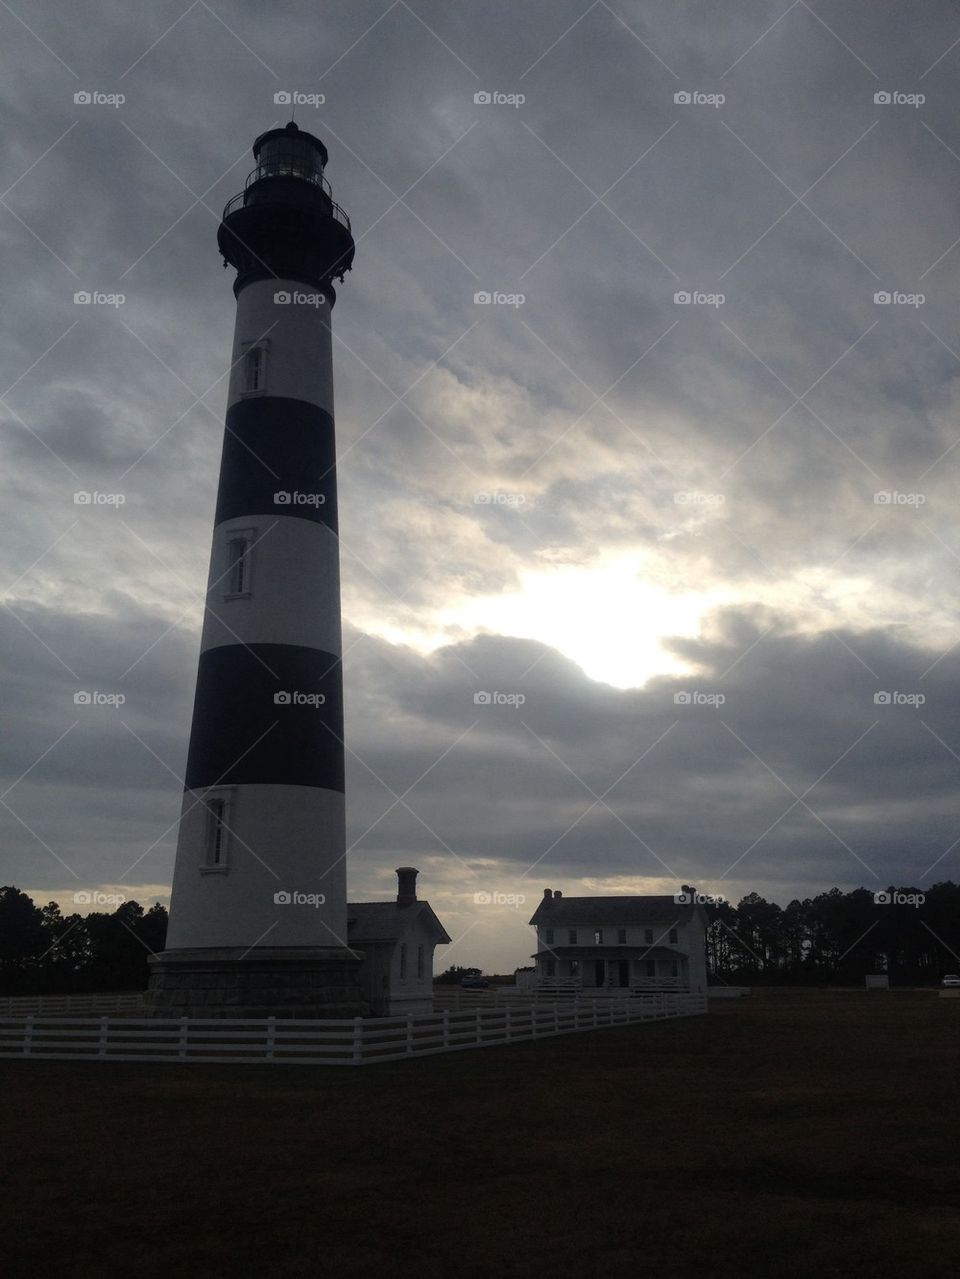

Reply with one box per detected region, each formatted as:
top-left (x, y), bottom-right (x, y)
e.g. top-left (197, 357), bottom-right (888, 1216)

top-left (3, 0), bottom-right (960, 971)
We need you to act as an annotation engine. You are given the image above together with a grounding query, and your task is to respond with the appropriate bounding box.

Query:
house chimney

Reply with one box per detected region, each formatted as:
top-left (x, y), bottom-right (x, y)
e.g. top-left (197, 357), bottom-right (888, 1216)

top-left (396, 867), bottom-right (418, 906)
top-left (543, 888), bottom-right (553, 900)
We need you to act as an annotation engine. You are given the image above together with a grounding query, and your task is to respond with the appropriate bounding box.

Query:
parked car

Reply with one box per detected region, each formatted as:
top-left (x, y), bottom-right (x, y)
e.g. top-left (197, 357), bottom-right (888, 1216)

top-left (941, 974), bottom-right (960, 988)
top-left (460, 975), bottom-right (489, 989)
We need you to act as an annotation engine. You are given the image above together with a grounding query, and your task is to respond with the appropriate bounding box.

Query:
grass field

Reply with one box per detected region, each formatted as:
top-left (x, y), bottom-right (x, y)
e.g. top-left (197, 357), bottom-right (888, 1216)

top-left (2, 991), bottom-right (958, 1278)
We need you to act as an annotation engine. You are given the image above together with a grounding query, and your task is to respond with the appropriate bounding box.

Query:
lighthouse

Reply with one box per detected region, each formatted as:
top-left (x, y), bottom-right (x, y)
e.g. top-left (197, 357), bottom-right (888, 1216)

top-left (148, 123), bottom-right (366, 1016)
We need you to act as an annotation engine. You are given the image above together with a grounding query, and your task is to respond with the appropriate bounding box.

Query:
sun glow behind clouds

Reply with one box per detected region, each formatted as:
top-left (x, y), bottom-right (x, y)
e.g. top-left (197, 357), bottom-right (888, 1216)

top-left (364, 554), bottom-right (737, 689)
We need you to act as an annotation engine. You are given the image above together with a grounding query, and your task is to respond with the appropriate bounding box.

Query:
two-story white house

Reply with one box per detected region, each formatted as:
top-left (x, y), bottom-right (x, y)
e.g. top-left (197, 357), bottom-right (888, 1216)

top-left (528, 887), bottom-right (708, 995)
top-left (347, 867), bottom-right (450, 1015)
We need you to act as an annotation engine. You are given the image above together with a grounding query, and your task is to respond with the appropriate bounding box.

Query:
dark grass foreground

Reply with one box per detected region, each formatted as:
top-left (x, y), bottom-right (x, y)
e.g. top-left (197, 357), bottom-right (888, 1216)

top-left (2, 991), bottom-right (958, 1278)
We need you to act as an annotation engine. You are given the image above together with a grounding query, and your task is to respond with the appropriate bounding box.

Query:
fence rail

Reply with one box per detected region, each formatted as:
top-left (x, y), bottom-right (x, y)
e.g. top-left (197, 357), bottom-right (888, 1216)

top-left (0, 994), bottom-right (706, 1067)
top-left (0, 992), bottom-right (145, 1016)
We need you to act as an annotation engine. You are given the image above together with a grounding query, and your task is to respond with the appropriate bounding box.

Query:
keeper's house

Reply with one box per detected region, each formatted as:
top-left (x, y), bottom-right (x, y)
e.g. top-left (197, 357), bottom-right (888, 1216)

top-left (528, 887), bottom-right (708, 995)
top-left (347, 867), bottom-right (450, 1015)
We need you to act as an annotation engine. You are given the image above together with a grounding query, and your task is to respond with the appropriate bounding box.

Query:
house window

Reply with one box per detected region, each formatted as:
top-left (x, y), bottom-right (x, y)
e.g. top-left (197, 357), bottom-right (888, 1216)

top-left (399, 943), bottom-right (407, 980)
top-left (568, 929), bottom-right (577, 945)
top-left (594, 928), bottom-right (603, 944)
top-left (226, 534), bottom-right (253, 597)
top-left (545, 960), bottom-right (556, 977)
top-left (669, 928), bottom-right (678, 944)
top-left (417, 944), bottom-right (424, 979)
top-left (202, 794), bottom-right (230, 868)
top-left (243, 343), bottom-right (267, 393)
top-left (670, 961), bottom-right (679, 977)
top-left (617, 928), bottom-right (627, 944)
top-left (569, 959), bottom-right (580, 977)
top-left (545, 928), bottom-right (554, 945)
top-left (644, 928), bottom-right (654, 944)
top-left (645, 960), bottom-right (656, 977)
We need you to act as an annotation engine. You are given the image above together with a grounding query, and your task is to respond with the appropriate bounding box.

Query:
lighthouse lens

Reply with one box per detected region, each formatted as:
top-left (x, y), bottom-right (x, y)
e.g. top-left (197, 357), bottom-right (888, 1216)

top-left (256, 137), bottom-right (324, 186)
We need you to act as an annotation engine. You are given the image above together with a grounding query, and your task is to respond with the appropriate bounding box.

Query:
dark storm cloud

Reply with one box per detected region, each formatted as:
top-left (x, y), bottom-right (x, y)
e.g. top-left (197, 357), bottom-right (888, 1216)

top-left (3, 1), bottom-right (960, 965)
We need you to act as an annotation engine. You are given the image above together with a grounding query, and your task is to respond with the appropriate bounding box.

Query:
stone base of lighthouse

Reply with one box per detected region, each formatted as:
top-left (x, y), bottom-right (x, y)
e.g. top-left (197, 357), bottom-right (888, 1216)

top-left (146, 946), bottom-right (368, 1018)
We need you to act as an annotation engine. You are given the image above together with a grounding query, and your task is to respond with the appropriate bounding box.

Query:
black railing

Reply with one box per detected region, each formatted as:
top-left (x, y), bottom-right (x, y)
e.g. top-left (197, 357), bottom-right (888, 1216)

top-left (221, 162), bottom-right (351, 233)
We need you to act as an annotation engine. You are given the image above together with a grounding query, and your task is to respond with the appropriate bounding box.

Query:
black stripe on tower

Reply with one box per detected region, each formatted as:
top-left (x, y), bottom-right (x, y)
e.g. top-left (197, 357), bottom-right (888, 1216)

top-left (184, 643), bottom-right (344, 791)
top-left (215, 397), bottom-right (338, 529)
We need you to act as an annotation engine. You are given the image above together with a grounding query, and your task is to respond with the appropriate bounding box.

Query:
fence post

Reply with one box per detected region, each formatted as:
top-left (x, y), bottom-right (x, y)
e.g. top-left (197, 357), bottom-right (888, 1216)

top-left (265, 1015), bottom-right (276, 1061)
top-left (98, 1016), bottom-right (109, 1058)
top-left (442, 1009), bottom-right (450, 1050)
top-left (504, 1003), bottom-right (512, 1042)
top-left (352, 1016), bottom-right (364, 1065)
top-left (23, 1014), bottom-right (34, 1057)
top-left (178, 1017), bottom-right (189, 1060)
top-left (476, 1007), bottom-right (482, 1047)
top-left (406, 1015), bottom-right (415, 1055)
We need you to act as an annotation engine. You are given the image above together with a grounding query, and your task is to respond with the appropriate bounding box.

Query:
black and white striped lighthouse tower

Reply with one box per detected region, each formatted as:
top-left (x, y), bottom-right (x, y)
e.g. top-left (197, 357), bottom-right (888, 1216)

top-left (149, 123), bottom-right (366, 1016)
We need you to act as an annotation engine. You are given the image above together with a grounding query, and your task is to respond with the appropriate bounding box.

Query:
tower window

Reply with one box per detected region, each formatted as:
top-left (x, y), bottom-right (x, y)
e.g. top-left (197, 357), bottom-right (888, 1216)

top-left (243, 343), bottom-right (267, 394)
top-left (417, 944), bottom-right (424, 979)
top-left (644, 928), bottom-right (654, 945)
top-left (225, 533), bottom-right (253, 597)
top-left (399, 943), bottom-right (407, 980)
top-left (669, 928), bottom-right (678, 944)
top-left (594, 928), bottom-right (603, 944)
top-left (544, 928), bottom-right (554, 945)
top-left (618, 928), bottom-right (627, 944)
top-left (568, 929), bottom-right (577, 945)
top-left (202, 793), bottom-right (231, 869)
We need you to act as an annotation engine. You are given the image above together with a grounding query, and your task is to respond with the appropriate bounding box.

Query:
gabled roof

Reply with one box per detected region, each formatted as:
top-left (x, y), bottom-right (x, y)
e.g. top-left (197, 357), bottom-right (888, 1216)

top-left (347, 900), bottom-right (451, 945)
top-left (528, 895), bottom-right (701, 927)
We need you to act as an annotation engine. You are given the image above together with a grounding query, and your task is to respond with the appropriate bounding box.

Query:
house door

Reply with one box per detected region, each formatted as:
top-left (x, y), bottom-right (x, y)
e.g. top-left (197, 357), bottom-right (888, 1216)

top-left (618, 960), bottom-right (629, 987)
top-left (594, 960), bottom-right (606, 987)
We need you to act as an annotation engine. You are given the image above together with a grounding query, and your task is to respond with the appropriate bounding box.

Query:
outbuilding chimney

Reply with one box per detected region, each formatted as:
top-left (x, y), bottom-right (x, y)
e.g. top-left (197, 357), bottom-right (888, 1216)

top-left (396, 866), bottom-right (419, 906)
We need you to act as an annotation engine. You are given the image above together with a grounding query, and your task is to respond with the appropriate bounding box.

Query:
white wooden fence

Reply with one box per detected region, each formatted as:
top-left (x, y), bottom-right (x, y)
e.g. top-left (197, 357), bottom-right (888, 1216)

top-left (0, 993), bottom-right (706, 1066)
top-left (0, 992), bottom-right (145, 1015)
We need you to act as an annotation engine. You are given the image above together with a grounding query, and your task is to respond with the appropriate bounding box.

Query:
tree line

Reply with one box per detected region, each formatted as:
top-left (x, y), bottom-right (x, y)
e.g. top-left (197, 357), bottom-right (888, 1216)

top-left (0, 886), bottom-right (168, 995)
top-left (706, 883), bottom-right (960, 985)
top-left (2, 881), bottom-right (958, 994)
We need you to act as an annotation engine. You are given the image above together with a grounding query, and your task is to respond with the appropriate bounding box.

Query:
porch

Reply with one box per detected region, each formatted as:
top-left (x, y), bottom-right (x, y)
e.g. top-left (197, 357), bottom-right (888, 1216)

top-left (533, 946), bottom-right (690, 994)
